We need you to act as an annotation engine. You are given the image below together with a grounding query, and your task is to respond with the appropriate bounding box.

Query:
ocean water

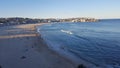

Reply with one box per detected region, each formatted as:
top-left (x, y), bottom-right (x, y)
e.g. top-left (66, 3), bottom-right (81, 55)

top-left (37, 19), bottom-right (120, 68)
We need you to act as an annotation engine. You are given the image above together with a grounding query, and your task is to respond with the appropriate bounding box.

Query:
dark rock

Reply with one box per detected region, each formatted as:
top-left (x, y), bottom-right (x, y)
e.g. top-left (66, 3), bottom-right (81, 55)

top-left (78, 64), bottom-right (86, 68)
top-left (0, 65), bottom-right (2, 68)
top-left (21, 56), bottom-right (26, 59)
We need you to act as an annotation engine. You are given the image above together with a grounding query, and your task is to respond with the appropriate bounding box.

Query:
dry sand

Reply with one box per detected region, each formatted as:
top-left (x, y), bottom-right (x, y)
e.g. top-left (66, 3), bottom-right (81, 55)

top-left (0, 23), bottom-right (75, 68)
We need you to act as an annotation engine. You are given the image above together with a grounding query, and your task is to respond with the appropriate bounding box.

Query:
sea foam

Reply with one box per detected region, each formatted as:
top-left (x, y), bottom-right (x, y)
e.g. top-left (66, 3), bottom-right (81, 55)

top-left (61, 30), bottom-right (73, 34)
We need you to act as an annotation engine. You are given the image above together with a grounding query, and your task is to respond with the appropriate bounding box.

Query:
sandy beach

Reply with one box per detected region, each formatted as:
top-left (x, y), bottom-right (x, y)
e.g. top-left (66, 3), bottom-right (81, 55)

top-left (0, 23), bottom-right (75, 68)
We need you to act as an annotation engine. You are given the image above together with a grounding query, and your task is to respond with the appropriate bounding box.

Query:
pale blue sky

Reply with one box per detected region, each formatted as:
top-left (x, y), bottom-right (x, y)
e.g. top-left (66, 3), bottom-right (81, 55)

top-left (0, 0), bottom-right (120, 19)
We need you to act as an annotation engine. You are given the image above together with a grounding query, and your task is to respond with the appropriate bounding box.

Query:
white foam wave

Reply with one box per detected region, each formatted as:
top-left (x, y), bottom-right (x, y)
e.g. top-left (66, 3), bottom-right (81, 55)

top-left (61, 30), bottom-right (73, 34)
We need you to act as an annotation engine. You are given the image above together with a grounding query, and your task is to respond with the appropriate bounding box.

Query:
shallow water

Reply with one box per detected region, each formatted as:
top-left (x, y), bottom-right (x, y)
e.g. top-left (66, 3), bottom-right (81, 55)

top-left (38, 19), bottom-right (120, 67)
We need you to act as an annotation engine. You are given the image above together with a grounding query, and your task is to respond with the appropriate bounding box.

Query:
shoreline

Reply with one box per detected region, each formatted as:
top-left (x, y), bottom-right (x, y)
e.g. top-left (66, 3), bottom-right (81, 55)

top-left (0, 23), bottom-right (75, 68)
top-left (36, 23), bottom-right (104, 68)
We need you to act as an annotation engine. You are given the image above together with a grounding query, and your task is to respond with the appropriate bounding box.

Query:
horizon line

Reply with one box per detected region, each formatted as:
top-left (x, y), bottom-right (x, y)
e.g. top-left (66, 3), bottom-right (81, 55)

top-left (0, 16), bottom-right (120, 19)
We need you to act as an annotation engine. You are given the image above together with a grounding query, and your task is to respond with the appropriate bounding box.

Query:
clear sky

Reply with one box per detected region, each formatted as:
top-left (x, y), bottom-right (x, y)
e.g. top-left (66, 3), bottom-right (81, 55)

top-left (0, 0), bottom-right (120, 19)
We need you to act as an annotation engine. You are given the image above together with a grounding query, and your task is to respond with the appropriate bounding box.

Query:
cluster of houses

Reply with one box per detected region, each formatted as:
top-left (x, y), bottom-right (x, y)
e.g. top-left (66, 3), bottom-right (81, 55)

top-left (0, 17), bottom-right (98, 26)
top-left (59, 18), bottom-right (98, 22)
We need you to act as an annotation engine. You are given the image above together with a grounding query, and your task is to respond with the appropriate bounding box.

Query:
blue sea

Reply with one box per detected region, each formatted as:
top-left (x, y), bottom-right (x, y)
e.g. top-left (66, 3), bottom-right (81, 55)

top-left (37, 19), bottom-right (120, 68)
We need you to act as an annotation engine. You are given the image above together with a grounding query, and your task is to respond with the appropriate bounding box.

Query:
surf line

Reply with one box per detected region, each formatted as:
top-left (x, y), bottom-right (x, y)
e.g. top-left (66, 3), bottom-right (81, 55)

top-left (61, 30), bottom-right (73, 35)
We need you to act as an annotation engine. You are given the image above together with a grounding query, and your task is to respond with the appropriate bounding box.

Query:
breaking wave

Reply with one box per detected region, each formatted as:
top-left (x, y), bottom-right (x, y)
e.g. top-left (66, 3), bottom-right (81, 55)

top-left (61, 30), bottom-right (73, 34)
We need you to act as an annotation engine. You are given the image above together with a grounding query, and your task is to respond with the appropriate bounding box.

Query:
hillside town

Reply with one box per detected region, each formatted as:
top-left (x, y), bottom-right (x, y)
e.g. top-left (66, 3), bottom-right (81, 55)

top-left (0, 17), bottom-right (98, 26)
